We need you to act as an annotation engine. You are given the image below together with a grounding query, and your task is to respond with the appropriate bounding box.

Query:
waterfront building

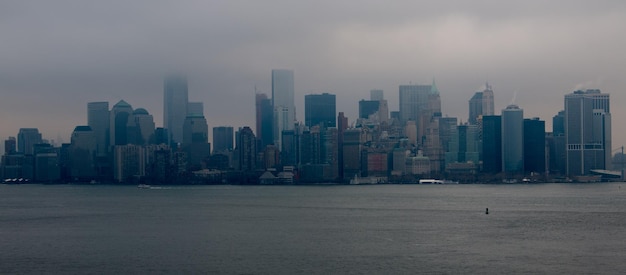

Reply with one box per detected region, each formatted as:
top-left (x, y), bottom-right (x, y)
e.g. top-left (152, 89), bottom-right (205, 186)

top-left (502, 105), bottom-right (524, 174)
top-left (482, 115), bottom-right (502, 173)
top-left (182, 114), bottom-right (210, 170)
top-left (524, 118), bottom-right (546, 174)
top-left (4, 137), bottom-right (16, 155)
top-left (69, 126), bottom-right (97, 180)
top-left (564, 89), bottom-right (611, 176)
top-left (236, 127), bottom-right (257, 171)
top-left (468, 82), bottom-right (495, 125)
top-left (133, 108), bottom-right (155, 145)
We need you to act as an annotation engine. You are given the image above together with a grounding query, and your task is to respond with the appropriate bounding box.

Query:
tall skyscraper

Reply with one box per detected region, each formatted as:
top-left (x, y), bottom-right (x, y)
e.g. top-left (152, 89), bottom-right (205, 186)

top-left (17, 128), bottom-right (42, 155)
top-left (501, 105), bottom-right (524, 174)
top-left (236, 126), bottom-right (256, 171)
top-left (305, 93), bottom-right (336, 128)
top-left (564, 89), bottom-right (611, 176)
top-left (183, 113), bottom-right (210, 170)
top-left (109, 100), bottom-right (133, 146)
top-left (524, 118), bottom-right (546, 174)
top-left (255, 93), bottom-right (274, 148)
top-left (164, 75), bottom-right (189, 146)
top-left (399, 84), bottom-right (431, 124)
top-left (212, 126), bottom-right (234, 153)
top-left (482, 115), bottom-right (502, 173)
top-left (468, 82), bottom-right (495, 125)
top-left (69, 126), bottom-right (97, 179)
top-left (4, 137), bottom-right (16, 155)
top-left (272, 69), bottom-right (295, 148)
top-left (87, 102), bottom-right (110, 156)
top-left (133, 108), bottom-right (155, 145)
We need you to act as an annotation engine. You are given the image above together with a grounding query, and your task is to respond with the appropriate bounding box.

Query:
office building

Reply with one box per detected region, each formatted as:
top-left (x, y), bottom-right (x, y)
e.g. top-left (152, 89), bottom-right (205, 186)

top-left (272, 69), bottom-right (295, 148)
top-left (183, 114), bottom-right (210, 170)
top-left (482, 115), bottom-right (502, 173)
top-left (468, 82), bottom-right (495, 125)
top-left (133, 108), bottom-right (155, 145)
top-left (18, 128), bottom-right (42, 155)
top-left (255, 93), bottom-right (274, 149)
top-left (213, 126), bottom-right (234, 153)
top-left (564, 89), bottom-right (611, 176)
top-left (524, 118), bottom-right (546, 174)
top-left (4, 137), bottom-right (16, 155)
top-left (236, 126), bottom-right (257, 171)
top-left (109, 100), bottom-right (133, 146)
top-left (502, 105), bottom-right (524, 174)
top-left (164, 75), bottom-right (189, 145)
top-left (305, 93), bottom-right (336, 128)
top-left (87, 102), bottom-right (110, 156)
top-left (69, 126), bottom-right (97, 179)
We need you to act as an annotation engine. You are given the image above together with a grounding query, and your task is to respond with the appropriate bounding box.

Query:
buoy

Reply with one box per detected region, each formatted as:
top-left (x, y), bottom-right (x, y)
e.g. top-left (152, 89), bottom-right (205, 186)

top-left (485, 208), bottom-right (489, 215)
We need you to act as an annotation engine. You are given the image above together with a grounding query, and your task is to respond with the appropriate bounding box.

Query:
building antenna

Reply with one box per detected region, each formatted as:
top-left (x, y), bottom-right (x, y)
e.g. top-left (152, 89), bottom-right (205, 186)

top-left (510, 89), bottom-right (518, 105)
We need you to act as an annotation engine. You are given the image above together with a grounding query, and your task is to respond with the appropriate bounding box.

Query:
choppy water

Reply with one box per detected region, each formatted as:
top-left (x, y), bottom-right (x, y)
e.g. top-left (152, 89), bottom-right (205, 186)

top-left (1, 183), bottom-right (626, 274)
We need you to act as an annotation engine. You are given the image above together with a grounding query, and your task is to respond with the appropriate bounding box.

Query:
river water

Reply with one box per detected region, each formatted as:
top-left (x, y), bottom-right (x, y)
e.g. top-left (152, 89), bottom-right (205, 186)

top-left (1, 183), bottom-right (625, 274)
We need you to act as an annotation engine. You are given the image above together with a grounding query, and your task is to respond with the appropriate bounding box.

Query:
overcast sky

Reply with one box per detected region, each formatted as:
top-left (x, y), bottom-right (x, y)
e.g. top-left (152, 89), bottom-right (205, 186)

top-left (1, 1), bottom-right (625, 150)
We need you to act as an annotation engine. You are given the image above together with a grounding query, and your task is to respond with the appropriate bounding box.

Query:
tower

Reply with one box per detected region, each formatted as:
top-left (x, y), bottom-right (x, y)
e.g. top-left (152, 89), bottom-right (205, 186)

top-left (305, 93), bottom-right (336, 128)
top-left (182, 113), bottom-right (210, 170)
top-left (17, 128), bottom-right (42, 155)
top-left (212, 126), bottom-right (234, 153)
top-left (255, 93), bottom-right (274, 149)
top-left (272, 69), bottom-right (295, 148)
top-left (87, 102), bottom-right (110, 156)
top-left (109, 100), bottom-right (133, 146)
top-left (163, 75), bottom-right (189, 146)
top-left (564, 89), bottom-right (611, 176)
top-left (501, 105), bottom-right (524, 174)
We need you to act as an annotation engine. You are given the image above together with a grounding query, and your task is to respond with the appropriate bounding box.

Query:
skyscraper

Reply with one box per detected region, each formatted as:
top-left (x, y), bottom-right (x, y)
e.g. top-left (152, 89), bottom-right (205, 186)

top-left (399, 84), bottom-right (431, 124)
top-left (4, 137), bottom-right (16, 155)
top-left (501, 105), bottom-right (524, 174)
top-left (524, 118), bottom-right (546, 174)
top-left (87, 102), bottom-right (110, 156)
top-left (255, 93), bottom-right (274, 148)
top-left (109, 100), bottom-right (133, 146)
top-left (468, 82), bottom-right (495, 125)
top-left (182, 113), bottom-right (210, 170)
top-left (69, 126), bottom-right (97, 179)
top-left (17, 128), bottom-right (42, 155)
top-left (236, 126), bottom-right (256, 171)
top-left (564, 89), bottom-right (611, 176)
top-left (272, 69), bottom-right (295, 148)
top-left (305, 93), bottom-right (336, 128)
top-left (482, 115), bottom-right (502, 173)
top-left (133, 108), bottom-right (155, 145)
top-left (212, 126), bottom-right (234, 153)
top-left (164, 75), bottom-right (189, 146)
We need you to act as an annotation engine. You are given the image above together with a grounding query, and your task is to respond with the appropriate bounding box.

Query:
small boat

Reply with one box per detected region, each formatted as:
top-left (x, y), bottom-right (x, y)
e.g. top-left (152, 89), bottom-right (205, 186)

top-left (137, 184), bottom-right (151, 189)
top-left (418, 179), bottom-right (444, 184)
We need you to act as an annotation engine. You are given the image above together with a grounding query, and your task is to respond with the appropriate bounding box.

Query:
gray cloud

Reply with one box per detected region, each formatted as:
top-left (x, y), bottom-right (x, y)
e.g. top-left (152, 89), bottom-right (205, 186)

top-left (1, 1), bottom-right (625, 148)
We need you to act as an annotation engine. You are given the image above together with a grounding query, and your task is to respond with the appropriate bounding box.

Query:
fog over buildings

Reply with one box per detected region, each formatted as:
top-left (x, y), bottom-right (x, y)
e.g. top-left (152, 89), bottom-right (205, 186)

top-left (1, 1), bottom-right (626, 151)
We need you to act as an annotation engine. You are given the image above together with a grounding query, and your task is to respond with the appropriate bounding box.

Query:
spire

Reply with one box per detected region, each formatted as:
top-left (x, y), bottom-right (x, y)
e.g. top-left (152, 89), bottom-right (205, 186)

top-left (430, 78), bottom-right (439, 95)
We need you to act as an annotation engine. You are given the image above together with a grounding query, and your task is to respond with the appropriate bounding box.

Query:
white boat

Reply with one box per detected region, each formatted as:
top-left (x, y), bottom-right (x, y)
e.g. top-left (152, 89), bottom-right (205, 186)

top-left (419, 179), bottom-right (444, 184)
top-left (137, 184), bottom-right (151, 189)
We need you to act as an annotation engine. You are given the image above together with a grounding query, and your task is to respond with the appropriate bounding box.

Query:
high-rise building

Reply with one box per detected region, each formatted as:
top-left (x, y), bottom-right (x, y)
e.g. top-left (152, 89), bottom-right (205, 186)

top-left (69, 126), bottom-right (97, 179)
top-left (524, 118), bottom-right (546, 174)
top-left (399, 84), bottom-right (431, 124)
top-left (236, 127), bottom-right (257, 171)
top-left (564, 89), bottom-right (611, 176)
top-left (133, 108), bottom-right (155, 145)
top-left (272, 69), bottom-right (295, 148)
top-left (4, 137), bottom-right (16, 155)
top-left (501, 105), bottom-right (524, 174)
top-left (163, 75), bottom-right (189, 146)
top-left (87, 102), bottom-right (110, 156)
top-left (213, 126), bottom-right (234, 153)
top-left (17, 128), bottom-right (42, 155)
top-left (550, 111), bottom-right (566, 175)
top-left (183, 114), bottom-right (210, 170)
top-left (109, 100), bottom-right (133, 146)
top-left (305, 93), bottom-right (336, 128)
top-left (468, 82), bottom-right (495, 125)
top-left (255, 93), bottom-right (274, 149)
top-left (481, 115), bottom-right (502, 173)
top-left (113, 144), bottom-right (144, 182)
top-left (359, 100), bottom-right (380, 119)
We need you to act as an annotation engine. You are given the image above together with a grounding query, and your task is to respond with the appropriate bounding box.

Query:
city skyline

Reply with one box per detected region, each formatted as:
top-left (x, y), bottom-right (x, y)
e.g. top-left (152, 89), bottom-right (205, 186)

top-left (1, 1), bottom-right (625, 150)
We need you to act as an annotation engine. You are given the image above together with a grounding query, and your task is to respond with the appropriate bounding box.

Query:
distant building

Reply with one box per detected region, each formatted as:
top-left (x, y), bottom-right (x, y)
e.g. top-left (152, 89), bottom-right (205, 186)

top-left (236, 127), bottom-right (257, 171)
top-left (113, 144), bottom-right (144, 182)
top-left (87, 102), bottom-right (110, 157)
top-left (502, 105), bottom-right (524, 174)
top-left (69, 126), bottom-right (97, 180)
top-left (482, 115), bottom-right (502, 173)
top-left (272, 69), bottom-right (295, 148)
top-left (305, 93), bottom-right (336, 128)
top-left (524, 118), bottom-right (546, 174)
top-left (564, 89), bottom-right (611, 176)
top-left (468, 82), bottom-right (495, 125)
top-left (163, 75), bottom-right (189, 145)
top-left (4, 137), bottom-right (16, 155)
top-left (18, 128), bottom-right (42, 155)
top-left (213, 126), bottom-right (234, 153)
top-left (133, 108), bottom-right (155, 145)
top-left (109, 100), bottom-right (133, 146)
top-left (255, 93), bottom-right (274, 149)
top-left (183, 114), bottom-right (210, 170)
